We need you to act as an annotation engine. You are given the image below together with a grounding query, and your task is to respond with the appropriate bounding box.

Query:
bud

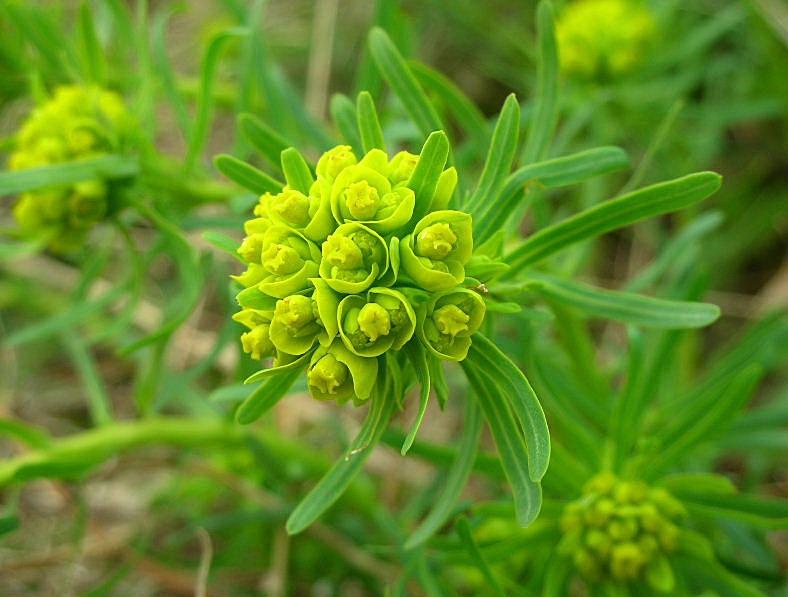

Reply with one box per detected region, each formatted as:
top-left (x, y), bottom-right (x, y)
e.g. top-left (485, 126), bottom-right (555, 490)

top-left (269, 294), bottom-right (323, 355)
top-left (240, 324), bottom-right (275, 360)
top-left (267, 182), bottom-right (336, 242)
top-left (257, 226), bottom-right (321, 298)
top-left (388, 150), bottom-right (419, 186)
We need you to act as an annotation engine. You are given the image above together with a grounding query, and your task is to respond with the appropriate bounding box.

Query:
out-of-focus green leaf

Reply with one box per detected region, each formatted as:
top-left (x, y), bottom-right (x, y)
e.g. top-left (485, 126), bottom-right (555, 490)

top-left (214, 154), bottom-right (284, 195)
top-left (368, 27), bottom-right (443, 136)
top-left (235, 368), bottom-right (302, 425)
top-left (0, 156), bottom-right (139, 196)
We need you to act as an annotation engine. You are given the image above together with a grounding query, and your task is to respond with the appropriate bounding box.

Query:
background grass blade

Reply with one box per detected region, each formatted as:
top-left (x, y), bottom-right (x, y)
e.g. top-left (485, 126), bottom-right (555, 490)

top-left (238, 113), bottom-right (290, 170)
top-left (0, 156), bottom-right (139, 195)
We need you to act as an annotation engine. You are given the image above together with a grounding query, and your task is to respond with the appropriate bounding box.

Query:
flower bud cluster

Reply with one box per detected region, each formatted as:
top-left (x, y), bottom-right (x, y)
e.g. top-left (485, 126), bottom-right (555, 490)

top-left (556, 0), bottom-right (655, 79)
top-left (559, 472), bottom-right (685, 586)
top-left (234, 145), bottom-right (485, 403)
top-left (9, 85), bottom-right (134, 252)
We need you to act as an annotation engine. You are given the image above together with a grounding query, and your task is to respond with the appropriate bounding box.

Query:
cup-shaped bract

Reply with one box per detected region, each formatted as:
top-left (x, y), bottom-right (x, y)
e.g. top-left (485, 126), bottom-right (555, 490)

top-left (256, 225), bottom-right (322, 298)
top-left (315, 144), bottom-right (358, 183)
top-left (319, 222), bottom-right (389, 294)
top-left (267, 181), bottom-right (336, 242)
top-left (330, 149), bottom-right (415, 234)
top-left (306, 340), bottom-right (378, 403)
top-left (338, 288), bottom-right (416, 357)
top-left (387, 150), bottom-right (420, 186)
top-left (233, 308), bottom-right (276, 361)
top-left (418, 288), bottom-right (486, 361)
top-left (400, 210), bottom-right (473, 291)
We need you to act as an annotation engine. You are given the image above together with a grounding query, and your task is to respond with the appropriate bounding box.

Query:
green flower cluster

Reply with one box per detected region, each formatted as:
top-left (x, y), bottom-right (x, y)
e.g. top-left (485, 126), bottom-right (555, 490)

top-left (234, 145), bottom-right (486, 403)
top-left (559, 472), bottom-right (684, 588)
top-left (9, 85), bottom-right (133, 252)
top-left (556, 0), bottom-right (655, 79)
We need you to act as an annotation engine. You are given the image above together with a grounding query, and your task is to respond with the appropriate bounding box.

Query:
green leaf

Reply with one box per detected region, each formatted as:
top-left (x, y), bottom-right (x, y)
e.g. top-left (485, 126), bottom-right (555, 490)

top-left (402, 340), bottom-right (431, 455)
top-left (244, 351), bottom-right (313, 385)
top-left (0, 515), bottom-right (19, 536)
top-left (522, 1), bottom-right (559, 164)
top-left (77, 1), bottom-right (105, 84)
top-left (404, 398), bottom-right (481, 550)
top-left (235, 368), bottom-right (302, 425)
top-left (214, 154), bottom-right (284, 195)
top-left (462, 361), bottom-right (542, 526)
top-left (475, 146), bottom-right (629, 244)
top-left (152, 6), bottom-right (192, 142)
top-left (468, 334), bottom-right (550, 481)
top-left (672, 553), bottom-right (765, 597)
top-left (427, 354), bottom-right (449, 409)
top-left (0, 155), bottom-right (139, 195)
top-left (407, 131), bottom-right (450, 223)
top-left (202, 231), bottom-right (244, 262)
top-left (529, 272), bottom-right (721, 328)
top-left (647, 365), bottom-right (763, 476)
top-left (286, 389), bottom-right (395, 534)
top-left (408, 60), bottom-right (488, 148)
top-left (330, 93), bottom-right (363, 156)
top-left (238, 113), bottom-right (290, 170)
top-left (368, 27), bottom-right (443, 136)
top-left (280, 147), bottom-right (315, 194)
top-left (0, 419), bottom-right (52, 450)
top-left (464, 94), bottom-right (520, 217)
top-left (61, 332), bottom-right (113, 426)
top-left (455, 517), bottom-right (507, 597)
top-left (504, 172), bottom-right (722, 274)
top-left (185, 28), bottom-right (247, 170)
top-left (674, 491), bottom-right (788, 528)
top-left (356, 91), bottom-right (386, 153)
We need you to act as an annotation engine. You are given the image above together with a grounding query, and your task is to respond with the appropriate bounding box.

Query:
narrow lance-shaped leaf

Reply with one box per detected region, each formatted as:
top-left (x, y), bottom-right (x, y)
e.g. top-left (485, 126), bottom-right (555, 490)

top-left (238, 113), bottom-right (290, 170)
top-left (404, 397), bottom-right (481, 550)
top-left (672, 491), bottom-right (788, 528)
top-left (408, 60), bottom-right (488, 148)
top-left (214, 154), bottom-right (284, 195)
top-left (407, 130), bottom-right (450, 224)
top-left (330, 93), bottom-right (364, 156)
top-left (235, 368), bottom-right (302, 425)
top-left (522, 0), bottom-right (558, 164)
top-left (356, 91), bottom-right (386, 153)
top-left (475, 146), bottom-right (630, 243)
top-left (185, 28), bottom-right (247, 170)
top-left (0, 156), bottom-right (139, 196)
top-left (468, 333), bottom-right (550, 481)
top-left (455, 517), bottom-right (507, 597)
top-left (504, 172), bottom-right (722, 275)
top-left (152, 6), bottom-right (192, 142)
top-left (77, 1), bottom-right (105, 84)
top-left (402, 340), bottom-right (431, 455)
top-left (464, 94), bottom-right (520, 216)
top-left (367, 27), bottom-right (443, 136)
top-left (529, 272), bottom-right (721, 329)
top-left (462, 361), bottom-right (542, 526)
top-left (280, 147), bottom-right (315, 194)
top-left (286, 388), bottom-right (396, 534)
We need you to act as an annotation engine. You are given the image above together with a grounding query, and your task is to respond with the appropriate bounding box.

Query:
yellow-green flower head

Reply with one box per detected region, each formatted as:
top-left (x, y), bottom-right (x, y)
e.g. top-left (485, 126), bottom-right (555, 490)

top-left (559, 472), bottom-right (685, 589)
top-left (338, 288), bottom-right (416, 357)
top-left (330, 149), bottom-right (416, 234)
top-left (319, 222), bottom-right (389, 294)
top-left (9, 85), bottom-right (134, 252)
top-left (307, 340), bottom-right (378, 403)
top-left (418, 289), bottom-right (486, 361)
top-left (556, 0), bottom-right (655, 79)
top-left (400, 211), bottom-right (473, 292)
top-left (234, 139), bottom-right (484, 403)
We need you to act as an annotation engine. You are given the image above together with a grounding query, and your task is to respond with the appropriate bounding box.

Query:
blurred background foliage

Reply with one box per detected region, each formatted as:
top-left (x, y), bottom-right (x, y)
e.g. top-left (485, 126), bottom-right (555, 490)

top-left (0, 0), bottom-right (786, 595)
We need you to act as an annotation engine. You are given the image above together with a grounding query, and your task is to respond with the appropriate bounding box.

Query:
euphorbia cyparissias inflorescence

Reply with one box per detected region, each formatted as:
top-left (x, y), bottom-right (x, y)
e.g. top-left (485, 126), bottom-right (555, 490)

top-left (234, 145), bottom-right (486, 403)
top-left (9, 85), bottom-right (134, 252)
top-left (559, 472), bottom-right (684, 588)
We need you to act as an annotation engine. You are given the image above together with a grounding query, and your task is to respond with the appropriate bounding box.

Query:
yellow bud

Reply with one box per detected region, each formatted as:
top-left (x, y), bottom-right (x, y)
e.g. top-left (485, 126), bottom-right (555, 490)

top-left (416, 223), bottom-right (457, 259)
top-left (323, 234), bottom-right (364, 269)
top-left (238, 233), bottom-right (266, 263)
top-left (262, 243), bottom-right (304, 275)
top-left (434, 304), bottom-right (470, 338)
top-left (357, 303), bottom-right (391, 342)
top-left (345, 180), bottom-right (380, 220)
top-left (307, 354), bottom-right (349, 395)
top-left (271, 189), bottom-right (311, 226)
top-left (274, 295), bottom-right (315, 329)
top-left (241, 324), bottom-right (274, 360)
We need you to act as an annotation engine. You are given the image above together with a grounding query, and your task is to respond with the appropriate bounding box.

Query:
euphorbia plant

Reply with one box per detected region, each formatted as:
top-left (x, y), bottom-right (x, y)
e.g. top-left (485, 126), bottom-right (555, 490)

top-left (219, 3), bottom-right (724, 539)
